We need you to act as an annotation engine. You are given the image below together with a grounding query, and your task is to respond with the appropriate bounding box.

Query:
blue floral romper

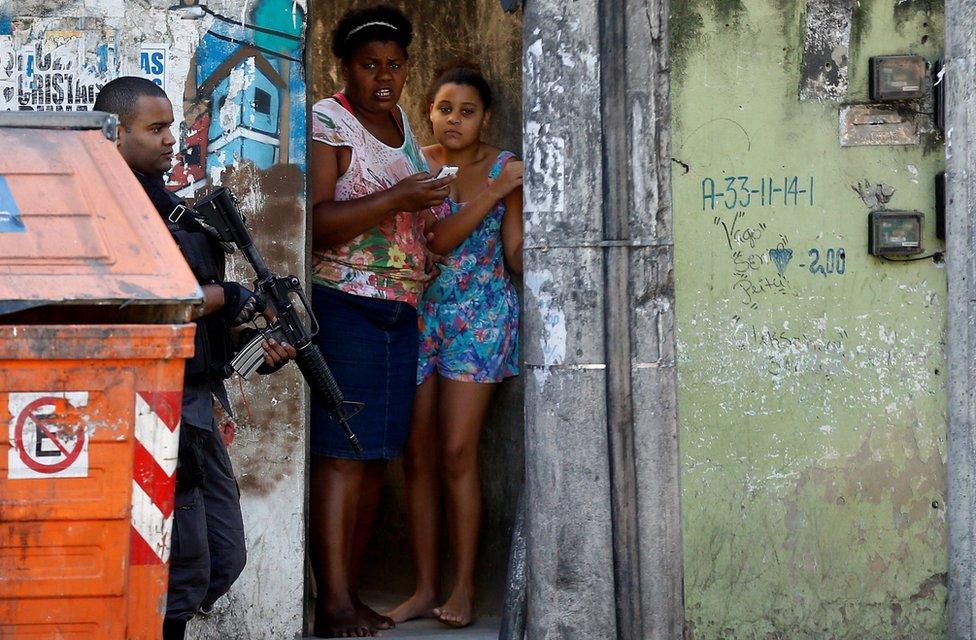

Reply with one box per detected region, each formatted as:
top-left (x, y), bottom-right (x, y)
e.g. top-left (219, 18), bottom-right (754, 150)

top-left (417, 151), bottom-right (521, 384)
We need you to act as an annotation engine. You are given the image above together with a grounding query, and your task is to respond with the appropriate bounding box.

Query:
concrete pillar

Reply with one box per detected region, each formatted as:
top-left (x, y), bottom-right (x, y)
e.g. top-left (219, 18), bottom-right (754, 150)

top-left (946, 2), bottom-right (976, 639)
top-left (522, 0), bottom-right (681, 638)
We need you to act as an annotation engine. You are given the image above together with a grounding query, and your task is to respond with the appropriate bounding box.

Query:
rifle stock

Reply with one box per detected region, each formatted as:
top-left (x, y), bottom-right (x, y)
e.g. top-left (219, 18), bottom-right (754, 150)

top-left (194, 187), bottom-right (364, 454)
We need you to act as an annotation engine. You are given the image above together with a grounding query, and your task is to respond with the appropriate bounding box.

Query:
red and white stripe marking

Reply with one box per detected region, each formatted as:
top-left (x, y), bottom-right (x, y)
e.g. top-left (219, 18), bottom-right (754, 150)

top-left (131, 391), bottom-right (181, 565)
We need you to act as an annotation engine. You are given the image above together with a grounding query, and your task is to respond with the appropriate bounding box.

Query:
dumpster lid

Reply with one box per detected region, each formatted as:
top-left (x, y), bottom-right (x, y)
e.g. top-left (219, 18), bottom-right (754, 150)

top-left (0, 113), bottom-right (202, 318)
top-left (0, 111), bottom-right (119, 141)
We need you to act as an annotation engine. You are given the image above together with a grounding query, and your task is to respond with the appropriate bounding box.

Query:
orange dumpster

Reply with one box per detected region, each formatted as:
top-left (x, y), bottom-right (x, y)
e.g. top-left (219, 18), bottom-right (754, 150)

top-left (0, 112), bottom-right (202, 639)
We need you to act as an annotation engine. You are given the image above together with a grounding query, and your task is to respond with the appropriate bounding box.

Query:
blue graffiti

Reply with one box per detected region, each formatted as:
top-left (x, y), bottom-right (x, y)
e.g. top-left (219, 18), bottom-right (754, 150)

top-left (98, 44), bottom-right (112, 74)
top-left (207, 65), bottom-right (282, 169)
top-left (802, 248), bottom-right (846, 276)
top-left (170, 0), bottom-right (306, 190)
top-left (702, 175), bottom-right (815, 211)
top-left (769, 248), bottom-right (793, 276)
top-left (139, 50), bottom-right (164, 80)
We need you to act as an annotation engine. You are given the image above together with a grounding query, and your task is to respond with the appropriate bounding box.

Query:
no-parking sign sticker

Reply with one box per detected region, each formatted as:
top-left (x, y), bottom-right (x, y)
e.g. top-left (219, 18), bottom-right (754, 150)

top-left (7, 392), bottom-right (90, 479)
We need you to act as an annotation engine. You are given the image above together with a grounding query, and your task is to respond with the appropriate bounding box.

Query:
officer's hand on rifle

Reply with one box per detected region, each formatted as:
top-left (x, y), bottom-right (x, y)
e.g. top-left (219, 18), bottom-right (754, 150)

top-left (220, 282), bottom-right (267, 326)
top-left (251, 308), bottom-right (296, 373)
top-left (262, 338), bottom-right (297, 369)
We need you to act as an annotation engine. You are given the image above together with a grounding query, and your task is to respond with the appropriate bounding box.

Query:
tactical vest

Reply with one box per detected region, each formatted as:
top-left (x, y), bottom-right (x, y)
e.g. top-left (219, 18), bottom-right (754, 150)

top-left (137, 174), bottom-right (233, 382)
top-left (166, 220), bottom-right (234, 382)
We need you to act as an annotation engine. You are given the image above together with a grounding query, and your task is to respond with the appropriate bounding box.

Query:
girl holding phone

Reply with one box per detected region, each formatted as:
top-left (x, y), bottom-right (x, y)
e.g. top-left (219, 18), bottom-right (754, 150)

top-left (388, 64), bottom-right (523, 629)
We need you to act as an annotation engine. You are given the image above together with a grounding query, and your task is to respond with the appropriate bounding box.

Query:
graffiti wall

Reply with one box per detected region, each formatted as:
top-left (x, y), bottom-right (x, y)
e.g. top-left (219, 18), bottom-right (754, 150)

top-left (0, 1), bottom-right (309, 638)
top-left (0, 16), bottom-right (119, 110)
top-left (167, 0), bottom-right (306, 196)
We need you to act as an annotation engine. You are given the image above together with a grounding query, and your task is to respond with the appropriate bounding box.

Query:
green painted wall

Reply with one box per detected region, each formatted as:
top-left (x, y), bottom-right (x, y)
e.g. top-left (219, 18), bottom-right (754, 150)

top-left (671, 1), bottom-right (947, 638)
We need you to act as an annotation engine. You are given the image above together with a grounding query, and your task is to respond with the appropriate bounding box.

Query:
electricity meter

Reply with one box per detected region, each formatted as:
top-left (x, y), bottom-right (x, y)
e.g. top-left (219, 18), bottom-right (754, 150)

top-left (870, 55), bottom-right (927, 101)
top-left (869, 210), bottom-right (925, 256)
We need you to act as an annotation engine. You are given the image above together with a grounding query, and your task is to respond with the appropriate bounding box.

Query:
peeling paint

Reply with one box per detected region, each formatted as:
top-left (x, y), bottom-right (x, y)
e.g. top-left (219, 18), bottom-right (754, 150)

top-left (799, 0), bottom-right (854, 102)
top-left (851, 180), bottom-right (896, 209)
top-left (523, 121), bottom-right (565, 227)
top-left (524, 268), bottom-right (567, 386)
top-left (0, 16), bottom-right (120, 110)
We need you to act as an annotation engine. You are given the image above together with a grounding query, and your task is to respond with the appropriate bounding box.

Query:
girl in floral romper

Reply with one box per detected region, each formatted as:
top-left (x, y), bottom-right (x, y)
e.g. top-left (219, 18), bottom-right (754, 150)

top-left (387, 65), bottom-right (523, 628)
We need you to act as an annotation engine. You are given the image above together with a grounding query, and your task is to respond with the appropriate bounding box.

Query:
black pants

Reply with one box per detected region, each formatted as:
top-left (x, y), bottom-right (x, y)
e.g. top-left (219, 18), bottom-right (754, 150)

top-left (165, 423), bottom-right (247, 622)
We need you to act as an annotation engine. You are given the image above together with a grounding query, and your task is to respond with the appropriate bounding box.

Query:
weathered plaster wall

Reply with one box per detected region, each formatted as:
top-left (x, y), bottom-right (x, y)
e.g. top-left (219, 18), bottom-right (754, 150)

top-left (0, 1), bottom-right (308, 638)
top-left (672, 1), bottom-right (947, 638)
top-left (306, 0), bottom-right (524, 615)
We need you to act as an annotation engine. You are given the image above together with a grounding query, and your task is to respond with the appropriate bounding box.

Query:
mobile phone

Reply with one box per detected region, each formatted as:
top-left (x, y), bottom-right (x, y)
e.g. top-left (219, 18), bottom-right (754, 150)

top-left (427, 165), bottom-right (458, 181)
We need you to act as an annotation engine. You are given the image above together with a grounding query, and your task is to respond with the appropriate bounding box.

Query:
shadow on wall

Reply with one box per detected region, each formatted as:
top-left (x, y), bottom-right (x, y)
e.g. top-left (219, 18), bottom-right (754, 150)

top-left (306, 0), bottom-right (525, 617)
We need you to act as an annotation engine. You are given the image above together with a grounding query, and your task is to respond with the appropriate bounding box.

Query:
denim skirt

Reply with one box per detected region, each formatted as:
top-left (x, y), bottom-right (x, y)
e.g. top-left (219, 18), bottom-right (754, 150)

top-left (309, 284), bottom-right (418, 459)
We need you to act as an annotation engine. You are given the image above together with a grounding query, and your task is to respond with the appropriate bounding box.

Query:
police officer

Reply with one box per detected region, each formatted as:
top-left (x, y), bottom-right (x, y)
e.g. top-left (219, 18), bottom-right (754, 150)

top-left (94, 77), bottom-right (296, 640)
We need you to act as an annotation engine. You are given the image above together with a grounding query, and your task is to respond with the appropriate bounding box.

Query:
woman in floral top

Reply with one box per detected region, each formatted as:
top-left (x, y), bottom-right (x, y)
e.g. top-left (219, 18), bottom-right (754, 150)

top-left (306, 5), bottom-right (453, 638)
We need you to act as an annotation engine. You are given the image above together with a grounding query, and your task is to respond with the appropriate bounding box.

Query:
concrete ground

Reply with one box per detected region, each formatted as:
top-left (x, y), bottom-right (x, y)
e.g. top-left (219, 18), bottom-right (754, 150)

top-left (307, 616), bottom-right (499, 640)
top-left (306, 592), bottom-right (500, 640)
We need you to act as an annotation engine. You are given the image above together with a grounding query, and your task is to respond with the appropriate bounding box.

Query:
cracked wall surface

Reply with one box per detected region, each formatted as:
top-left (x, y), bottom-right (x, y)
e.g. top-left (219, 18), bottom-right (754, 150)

top-left (672, 0), bottom-right (947, 637)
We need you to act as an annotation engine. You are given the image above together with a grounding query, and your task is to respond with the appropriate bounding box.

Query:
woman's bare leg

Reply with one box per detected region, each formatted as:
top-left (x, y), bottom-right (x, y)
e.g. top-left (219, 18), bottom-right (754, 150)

top-left (349, 460), bottom-right (394, 629)
top-left (309, 456), bottom-right (375, 637)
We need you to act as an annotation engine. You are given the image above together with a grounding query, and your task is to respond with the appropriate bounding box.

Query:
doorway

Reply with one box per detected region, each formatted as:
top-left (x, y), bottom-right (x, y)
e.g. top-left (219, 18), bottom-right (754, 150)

top-left (304, 0), bottom-right (525, 635)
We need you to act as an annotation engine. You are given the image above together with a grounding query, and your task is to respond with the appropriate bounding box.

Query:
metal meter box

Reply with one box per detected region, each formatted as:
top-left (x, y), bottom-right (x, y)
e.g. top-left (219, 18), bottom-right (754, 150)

top-left (868, 210), bottom-right (925, 256)
top-left (870, 55), bottom-right (927, 101)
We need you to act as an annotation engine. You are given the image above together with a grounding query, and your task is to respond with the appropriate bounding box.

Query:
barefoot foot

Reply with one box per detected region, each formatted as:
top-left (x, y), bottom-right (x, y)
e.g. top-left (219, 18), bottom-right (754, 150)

top-left (385, 591), bottom-right (438, 624)
top-left (353, 596), bottom-right (395, 630)
top-left (314, 606), bottom-right (376, 638)
top-left (433, 588), bottom-right (474, 628)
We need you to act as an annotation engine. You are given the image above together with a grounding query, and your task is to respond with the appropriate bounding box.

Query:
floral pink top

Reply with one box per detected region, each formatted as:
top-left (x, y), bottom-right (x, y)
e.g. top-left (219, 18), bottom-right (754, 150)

top-left (311, 97), bottom-right (430, 306)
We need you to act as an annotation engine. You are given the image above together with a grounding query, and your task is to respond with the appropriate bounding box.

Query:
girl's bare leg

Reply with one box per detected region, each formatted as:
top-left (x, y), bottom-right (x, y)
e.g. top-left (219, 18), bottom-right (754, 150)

top-left (434, 378), bottom-right (496, 628)
top-left (386, 375), bottom-right (442, 623)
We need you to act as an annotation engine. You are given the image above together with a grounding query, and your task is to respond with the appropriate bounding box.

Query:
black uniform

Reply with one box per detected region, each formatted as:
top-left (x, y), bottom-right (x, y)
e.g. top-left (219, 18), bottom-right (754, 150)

top-left (136, 173), bottom-right (247, 636)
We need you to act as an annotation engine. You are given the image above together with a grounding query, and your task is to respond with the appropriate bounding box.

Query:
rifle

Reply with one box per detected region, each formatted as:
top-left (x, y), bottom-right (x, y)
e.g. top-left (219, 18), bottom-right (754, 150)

top-left (193, 187), bottom-right (364, 454)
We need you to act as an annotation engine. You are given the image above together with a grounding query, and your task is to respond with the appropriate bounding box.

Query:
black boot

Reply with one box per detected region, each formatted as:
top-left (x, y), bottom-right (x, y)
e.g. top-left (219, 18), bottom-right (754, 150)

top-left (163, 618), bottom-right (187, 640)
